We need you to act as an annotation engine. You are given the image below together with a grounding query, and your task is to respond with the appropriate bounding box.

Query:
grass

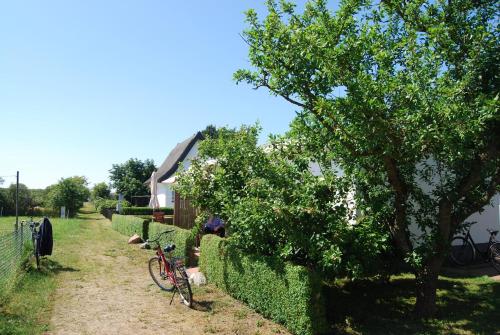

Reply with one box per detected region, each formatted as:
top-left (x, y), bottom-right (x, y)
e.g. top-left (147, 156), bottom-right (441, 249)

top-left (0, 215), bottom-right (91, 335)
top-left (2, 208), bottom-right (499, 335)
top-left (326, 273), bottom-right (500, 335)
top-left (0, 217), bottom-right (30, 234)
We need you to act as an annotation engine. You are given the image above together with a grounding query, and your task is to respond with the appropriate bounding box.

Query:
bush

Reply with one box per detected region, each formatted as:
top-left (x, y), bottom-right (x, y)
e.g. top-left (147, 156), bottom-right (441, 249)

top-left (94, 198), bottom-right (130, 212)
top-left (121, 207), bottom-right (174, 216)
top-left (28, 207), bottom-right (59, 217)
top-left (148, 222), bottom-right (195, 266)
top-left (44, 176), bottom-right (90, 217)
top-left (199, 235), bottom-right (328, 335)
top-left (111, 215), bottom-right (149, 240)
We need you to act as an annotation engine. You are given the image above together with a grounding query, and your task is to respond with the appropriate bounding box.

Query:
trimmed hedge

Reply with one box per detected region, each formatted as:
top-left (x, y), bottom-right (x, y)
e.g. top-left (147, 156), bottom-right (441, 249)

top-left (110, 215), bottom-right (195, 266)
top-left (121, 207), bottom-right (174, 216)
top-left (148, 222), bottom-right (195, 266)
top-left (111, 215), bottom-right (149, 240)
top-left (199, 235), bottom-right (328, 335)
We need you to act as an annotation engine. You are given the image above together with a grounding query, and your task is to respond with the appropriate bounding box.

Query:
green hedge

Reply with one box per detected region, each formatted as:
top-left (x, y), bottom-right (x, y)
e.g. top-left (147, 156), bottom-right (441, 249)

top-left (121, 207), bottom-right (174, 216)
top-left (111, 215), bottom-right (149, 240)
top-left (199, 235), bottom-right (328, 335)
top-left (94, 198), bottom-right (130, 211)
top-left (148, 222), bottom-right (195, 266)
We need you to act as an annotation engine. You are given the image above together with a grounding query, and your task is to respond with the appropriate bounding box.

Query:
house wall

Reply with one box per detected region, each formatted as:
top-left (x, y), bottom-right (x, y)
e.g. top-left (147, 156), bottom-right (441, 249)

top-left (310, 160), bottom-right (499, 244)
top-left (460, 194), bottom-right (500, 245)
top-left (179, 141), bottom-right (199, 172)
top-left (156, 141), bottom-right (200, 208)
top-left (157, 183), bottom-right (174, 208)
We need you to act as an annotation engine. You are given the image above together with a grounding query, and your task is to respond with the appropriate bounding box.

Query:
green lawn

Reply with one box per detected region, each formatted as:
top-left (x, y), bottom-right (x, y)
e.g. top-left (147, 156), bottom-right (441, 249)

top-left (0, 217), bottom-right (34, 235)
top-left (0, 216), bottom-right (85, 335)
top-left (1, 210), bottom-right (499, 335)
top-left (326, 273), bottom-right (500, 335)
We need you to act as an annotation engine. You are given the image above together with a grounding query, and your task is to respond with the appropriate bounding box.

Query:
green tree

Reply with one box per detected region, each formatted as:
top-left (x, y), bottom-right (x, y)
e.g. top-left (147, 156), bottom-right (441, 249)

top-left (0, 189), bottom-right (9, 215)
top-left (91, 182), bottom-right (111, 200)
top-left (201, 124), bottom-right (218, 139)
top-left (109, 158), bottom-right (156, 202)
top-left (6, 183), bottom-right (32, 215)
top-left (235, 0), bottom-right (499, 316)
top-left (176, 125), bottom-right (388, 278)
top-left (45, 176), bottom-right (90, 217)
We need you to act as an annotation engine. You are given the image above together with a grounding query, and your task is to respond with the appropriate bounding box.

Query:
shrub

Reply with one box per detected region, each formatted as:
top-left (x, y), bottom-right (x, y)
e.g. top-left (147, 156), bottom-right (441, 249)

top-left (111, 215), bottom-right (149, 240)
top-left (148, 222), bottom-right (195, 266)
top-left (28, 207), bottom-right (59, 217)
top-left (121, 207), bottom-right (173, 216)
top-left (44, 176), bottom-right (90, 217)
top-left (94, 198), bottom-right (130, 212)
top-left (199, 235), bottom-right (328, 335)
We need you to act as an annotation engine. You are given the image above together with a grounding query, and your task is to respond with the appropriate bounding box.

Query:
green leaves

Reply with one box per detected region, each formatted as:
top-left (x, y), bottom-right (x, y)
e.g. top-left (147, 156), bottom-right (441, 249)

top-left (108, 158), bottom-right (156, 201)
top-left (45, 176), bottom-right (90, 217)
top-left (236, 0), bottom-right (499, 269)
top-left (175, 124), bottom-right (390, 277)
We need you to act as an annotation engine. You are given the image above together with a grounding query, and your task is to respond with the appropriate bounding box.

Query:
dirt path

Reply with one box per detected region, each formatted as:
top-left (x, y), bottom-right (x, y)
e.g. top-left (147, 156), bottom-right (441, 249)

top-left (47, 212), bottom-right (289, 335)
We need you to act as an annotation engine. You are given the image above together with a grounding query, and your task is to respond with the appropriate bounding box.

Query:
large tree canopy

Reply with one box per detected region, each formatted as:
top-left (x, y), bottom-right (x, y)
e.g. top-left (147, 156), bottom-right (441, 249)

top-left (176, 125), bottom-right (390, 278)
top-left (235, 0), bottom-right (499, 316)
top-left (109, 158), bottom-right (156, 202)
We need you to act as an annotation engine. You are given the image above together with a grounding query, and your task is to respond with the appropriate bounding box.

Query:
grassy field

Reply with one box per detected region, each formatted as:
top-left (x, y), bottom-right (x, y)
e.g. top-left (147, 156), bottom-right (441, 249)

top-left (0, 217), bottom-right (36, 235)
top-left (1, 209), bottom-right (499, 335)
top-left (0, 216), bottom-right (82, 334)
top-left (0, 209), bottom-right (291, 335)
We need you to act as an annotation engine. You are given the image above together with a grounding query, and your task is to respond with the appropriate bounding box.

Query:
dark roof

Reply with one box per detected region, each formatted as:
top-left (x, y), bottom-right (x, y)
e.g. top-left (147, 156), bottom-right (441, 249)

top-left (146, 132), bottom-right (204, 184)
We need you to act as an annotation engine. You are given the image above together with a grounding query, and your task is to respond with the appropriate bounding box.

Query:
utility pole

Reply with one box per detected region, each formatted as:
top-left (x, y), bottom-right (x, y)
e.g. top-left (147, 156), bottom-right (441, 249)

top-left (15, 171), bottom-right (19, 229)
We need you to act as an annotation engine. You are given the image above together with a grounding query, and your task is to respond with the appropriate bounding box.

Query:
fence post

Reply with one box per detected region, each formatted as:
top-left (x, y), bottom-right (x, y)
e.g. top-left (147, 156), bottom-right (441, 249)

top-left (15, 171), bottom-right (19, 230)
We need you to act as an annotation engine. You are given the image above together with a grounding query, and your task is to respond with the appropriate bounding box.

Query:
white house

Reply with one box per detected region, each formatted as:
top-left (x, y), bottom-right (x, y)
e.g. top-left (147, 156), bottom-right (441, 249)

top-left (308, 161), bottom-right (499, 245)
top-left (150, 134), bottom-right (499, 245)
top-left (147, 132), bottom-right (204, 208)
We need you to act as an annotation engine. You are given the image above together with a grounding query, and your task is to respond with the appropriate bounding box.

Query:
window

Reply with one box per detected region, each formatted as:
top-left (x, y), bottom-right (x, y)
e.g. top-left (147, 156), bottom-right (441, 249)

top-left (171, 190), bottom-right (175, 203)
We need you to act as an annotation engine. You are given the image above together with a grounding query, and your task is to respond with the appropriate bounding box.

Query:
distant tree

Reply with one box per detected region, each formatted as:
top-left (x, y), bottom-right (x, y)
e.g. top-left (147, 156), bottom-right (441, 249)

top-left (30, 189), bottom-right (46, 208)
top-left (109, 158), bottom-right (156, 202)
top-left (6, 183), bottom-right (32, 215)
top-left (45, 176), bottom-right (90, 217)
top-left (201, 125), bottom-right (239, 139)
top-left (91, 182), bottom-right (111, 200)
top-left (201, 125), bottom-right (218, 139)
top-left (0, 189), bottom-right (8, 215)
top-left (0, 177), bottom-right (4, 185)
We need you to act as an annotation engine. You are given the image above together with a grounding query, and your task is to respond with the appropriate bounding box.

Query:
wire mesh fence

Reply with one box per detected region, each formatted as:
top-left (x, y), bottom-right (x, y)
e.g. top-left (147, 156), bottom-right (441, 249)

top-left (0, 221), bottom-right (31, 291)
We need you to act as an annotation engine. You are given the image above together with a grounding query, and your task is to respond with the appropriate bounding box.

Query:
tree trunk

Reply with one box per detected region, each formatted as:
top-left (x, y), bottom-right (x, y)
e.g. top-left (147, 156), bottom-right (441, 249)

top-left (414, 256), bottom-right (445, 318)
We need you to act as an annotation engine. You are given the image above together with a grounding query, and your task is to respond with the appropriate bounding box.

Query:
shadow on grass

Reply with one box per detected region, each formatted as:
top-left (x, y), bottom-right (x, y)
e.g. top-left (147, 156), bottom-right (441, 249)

top-left (26, 258), bottom-right (79, 276)
top-left (192, 300), bottom-right (215, 312)
top-left (325, 274), bottom-right (500, 335)
top-left (74, 216), bottom-right (104, 221)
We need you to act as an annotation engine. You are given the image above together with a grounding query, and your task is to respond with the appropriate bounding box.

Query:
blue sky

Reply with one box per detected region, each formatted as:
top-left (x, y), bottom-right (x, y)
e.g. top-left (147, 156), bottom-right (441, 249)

top-left (0, 0), bottom-right (314, 189)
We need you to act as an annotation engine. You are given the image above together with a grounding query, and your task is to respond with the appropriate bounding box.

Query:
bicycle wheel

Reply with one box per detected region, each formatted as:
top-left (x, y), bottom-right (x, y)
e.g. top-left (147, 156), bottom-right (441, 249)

top-left (174, 264), bottom-right (192, 307)
top-left (449, 237), bottom-right (475, 266)
top-left (489, 242), bottom-right (500, 273)
top-left (148, 257), bottom-right (175, 291)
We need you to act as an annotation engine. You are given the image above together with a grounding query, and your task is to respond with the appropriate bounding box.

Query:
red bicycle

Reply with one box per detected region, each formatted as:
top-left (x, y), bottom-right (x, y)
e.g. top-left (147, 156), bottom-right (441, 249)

top-left (147, 230), bottom-right (193, 307)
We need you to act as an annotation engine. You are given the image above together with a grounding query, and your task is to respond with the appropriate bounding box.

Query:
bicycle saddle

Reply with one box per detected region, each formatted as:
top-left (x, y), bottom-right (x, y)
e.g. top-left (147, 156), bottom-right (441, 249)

top-left (487, 229), bottom-right (498, 236)
top-left (164, 244), bottom-right (176, 253)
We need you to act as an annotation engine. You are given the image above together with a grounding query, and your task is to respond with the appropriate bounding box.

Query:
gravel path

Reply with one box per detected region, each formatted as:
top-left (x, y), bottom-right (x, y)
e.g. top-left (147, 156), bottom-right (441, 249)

top-left (47, 213), bottom-right (289, 335)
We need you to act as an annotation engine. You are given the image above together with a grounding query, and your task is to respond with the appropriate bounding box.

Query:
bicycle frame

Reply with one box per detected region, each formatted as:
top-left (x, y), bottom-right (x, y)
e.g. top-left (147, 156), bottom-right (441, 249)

top-left (152, 243), bottom-right (178, 289)
top-left (460, 229), bottom-right (497, 259)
